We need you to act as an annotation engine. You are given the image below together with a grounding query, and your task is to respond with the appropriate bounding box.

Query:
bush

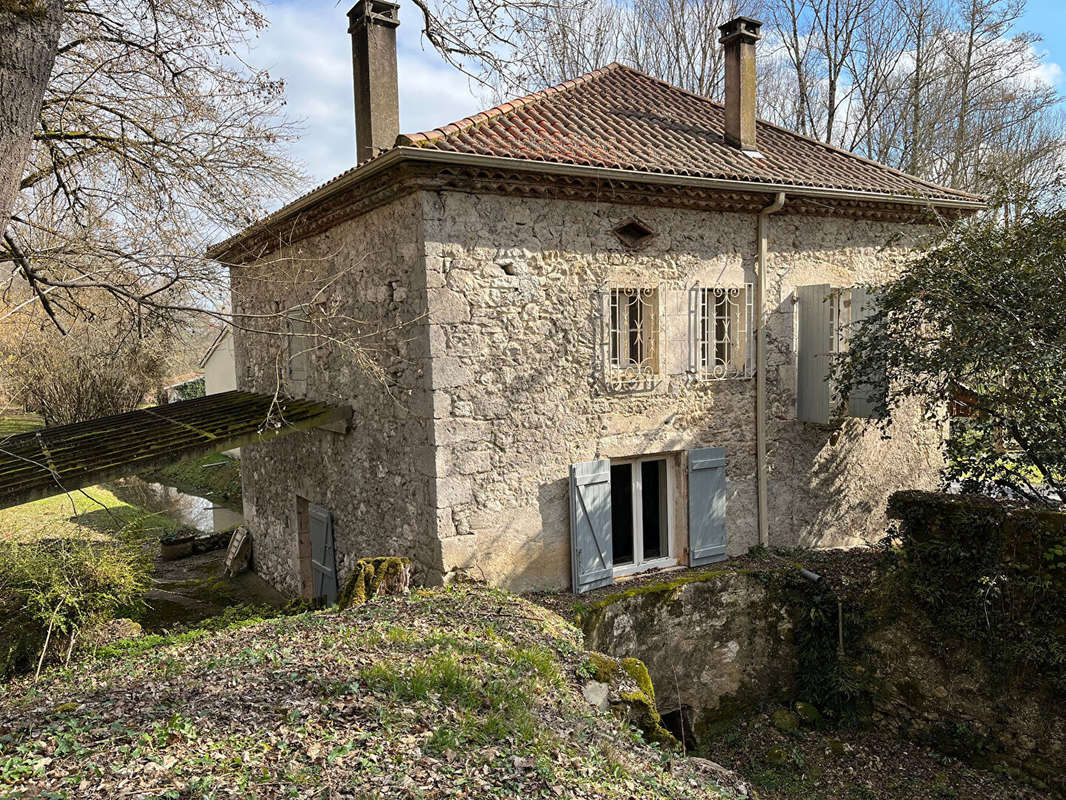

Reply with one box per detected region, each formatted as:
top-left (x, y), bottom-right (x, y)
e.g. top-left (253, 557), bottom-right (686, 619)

top-left (0, 525), bottom-right (151, 678)
top-left (887, 490), bottom-right (1066, 691)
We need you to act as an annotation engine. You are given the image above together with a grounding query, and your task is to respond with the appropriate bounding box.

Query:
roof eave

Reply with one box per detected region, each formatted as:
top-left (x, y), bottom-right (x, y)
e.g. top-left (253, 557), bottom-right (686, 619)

top-left (207, 147), bottom-right (987, 261)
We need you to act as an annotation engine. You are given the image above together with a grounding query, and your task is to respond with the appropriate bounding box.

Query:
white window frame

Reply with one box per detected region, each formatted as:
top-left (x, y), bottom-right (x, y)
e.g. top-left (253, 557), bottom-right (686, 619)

top-left (692, 283), bottom-right (754, 380)
top-left (610, 455), bottom-right (678, 578)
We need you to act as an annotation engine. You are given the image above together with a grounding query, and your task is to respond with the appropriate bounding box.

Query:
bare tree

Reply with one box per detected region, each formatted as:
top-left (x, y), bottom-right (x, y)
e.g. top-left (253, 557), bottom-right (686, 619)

top-left (0, 0), bottom-right (63, 233)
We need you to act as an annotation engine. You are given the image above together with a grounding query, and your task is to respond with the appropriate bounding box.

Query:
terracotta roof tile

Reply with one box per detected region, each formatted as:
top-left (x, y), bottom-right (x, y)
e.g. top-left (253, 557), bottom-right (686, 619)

top-left (208, 63), bottom-right (982, 260)
top-left (399, 63), bottom-right (979, 203)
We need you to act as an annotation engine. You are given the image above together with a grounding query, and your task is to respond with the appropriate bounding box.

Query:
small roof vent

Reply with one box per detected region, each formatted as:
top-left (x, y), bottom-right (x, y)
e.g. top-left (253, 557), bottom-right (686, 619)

top-left (613, 217), bottom-right (655, 249)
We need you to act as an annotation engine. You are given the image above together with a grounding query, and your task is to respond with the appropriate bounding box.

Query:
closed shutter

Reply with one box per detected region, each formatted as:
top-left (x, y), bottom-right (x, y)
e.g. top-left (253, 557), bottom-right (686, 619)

top-left (847, 286), bottom-right (886, 418)
top-left (797, 284), bottom-right (832, 424)
top-left (688, 447), bottom-right (728, 566)
top-left (287, 308), bottom-right (310, 386)
top-left (570, 459), bottom-right (613, 594)
top-left (309, 503), bottom-right (338, 605)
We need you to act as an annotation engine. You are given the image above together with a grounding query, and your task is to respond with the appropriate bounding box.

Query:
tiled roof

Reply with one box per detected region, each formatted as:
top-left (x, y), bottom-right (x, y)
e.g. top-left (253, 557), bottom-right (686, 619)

top-left (208, 62), bottom-right (982, 260)
top-left (399, 63), bottom-right (980, 203)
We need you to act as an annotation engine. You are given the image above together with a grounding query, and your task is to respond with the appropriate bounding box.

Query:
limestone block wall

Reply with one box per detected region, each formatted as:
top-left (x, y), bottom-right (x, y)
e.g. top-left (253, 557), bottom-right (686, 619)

top-left (230, 192), bottom-right (438, 595)
top-left (420, 191), bottom-right (945, 591)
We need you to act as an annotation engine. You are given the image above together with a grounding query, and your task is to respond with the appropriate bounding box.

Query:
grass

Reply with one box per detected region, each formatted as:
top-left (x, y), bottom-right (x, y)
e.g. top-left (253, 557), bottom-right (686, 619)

top-left (0, 485), bottom-right (180, 543)
top-left (0, 583), bottom-right (732, 799)
top-left (138, 452), bottom-right (242, 508)
top-left (0, 412), bottom-right (42, 438)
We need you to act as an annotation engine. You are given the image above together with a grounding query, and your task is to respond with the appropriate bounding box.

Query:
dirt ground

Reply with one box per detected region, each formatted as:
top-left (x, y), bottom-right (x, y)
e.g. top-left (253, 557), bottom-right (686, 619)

top-left (143, 542), bottom-right (288, 631)
top-left (703, 706), bottom-right (1051, 800)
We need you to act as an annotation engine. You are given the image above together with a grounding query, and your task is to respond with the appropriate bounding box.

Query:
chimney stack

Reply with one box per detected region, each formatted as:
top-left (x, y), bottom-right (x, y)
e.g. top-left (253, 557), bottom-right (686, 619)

top-left (718, 16), bottom-right (762, 152)
top-left (348, 0), bottom-right (400, 163)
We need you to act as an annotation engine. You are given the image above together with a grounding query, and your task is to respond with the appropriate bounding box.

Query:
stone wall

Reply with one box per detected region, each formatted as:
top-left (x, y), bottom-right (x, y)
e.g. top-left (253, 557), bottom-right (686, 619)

top-left (582, 571), bottom-right (797, 741)
top-left (584, 566), bottom-right (1066, 792)
top-left (230, 192), bottom-right (439, 594)
top-left (420, 191), bottom-right (944, 590)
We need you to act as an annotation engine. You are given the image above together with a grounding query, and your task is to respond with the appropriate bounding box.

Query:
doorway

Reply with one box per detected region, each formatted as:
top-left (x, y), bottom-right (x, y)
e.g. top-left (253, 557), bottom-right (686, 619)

top-left (609, 456), bottom-right (675, 577)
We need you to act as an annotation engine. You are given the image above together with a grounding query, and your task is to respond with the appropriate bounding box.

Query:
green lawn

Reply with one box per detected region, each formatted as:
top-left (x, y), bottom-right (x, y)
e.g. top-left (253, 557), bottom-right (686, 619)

top-left (0, 485), bottom-right (180, 544)
top-left (0, 412), bottom-right (42, 438)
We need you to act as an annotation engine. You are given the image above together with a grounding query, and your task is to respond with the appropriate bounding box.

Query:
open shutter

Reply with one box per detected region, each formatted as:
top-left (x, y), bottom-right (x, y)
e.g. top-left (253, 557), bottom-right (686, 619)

top-left (687, 284), bottom-right (702, 374)
top-left (689, 447), bottom-right (728, 565)
top-left (308, 503), bottom-right (338, 605)
top-left (570, 459), bottom-right (613, 594)
top-left (797, 284), bottom-right (832, 424)
top-left (847, 286), bottom-right (886, 418)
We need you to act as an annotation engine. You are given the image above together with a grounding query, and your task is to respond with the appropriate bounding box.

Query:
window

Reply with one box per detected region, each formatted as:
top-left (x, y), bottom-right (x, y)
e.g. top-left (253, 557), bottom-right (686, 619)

top-left (607, 287), bottom-right (659, 383)
top-left (828, 288), bottom-right (851, 354)
top-left (286, 305), bottom-right (310, 391)
top-left (695, 285), bottom-right (753, 379)
top-left (797, 284), bottom-right (883, 423)
top-left (609, 457), bottom-right (673, 576)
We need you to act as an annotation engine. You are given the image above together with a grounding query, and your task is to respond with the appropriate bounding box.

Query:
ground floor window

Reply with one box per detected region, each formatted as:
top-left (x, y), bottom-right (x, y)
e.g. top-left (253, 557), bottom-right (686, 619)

top-left (609, 456), bottom-right (673, 576)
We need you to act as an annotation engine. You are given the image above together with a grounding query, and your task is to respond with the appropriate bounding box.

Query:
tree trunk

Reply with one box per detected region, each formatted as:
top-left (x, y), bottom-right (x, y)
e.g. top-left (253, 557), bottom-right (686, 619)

top-left (0, 0), bottom-right (63, 236)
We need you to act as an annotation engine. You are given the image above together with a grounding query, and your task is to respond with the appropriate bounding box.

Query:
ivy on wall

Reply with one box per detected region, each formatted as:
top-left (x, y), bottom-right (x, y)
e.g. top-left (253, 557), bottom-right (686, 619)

top-left (887, 490), bottom-right (1066, 692)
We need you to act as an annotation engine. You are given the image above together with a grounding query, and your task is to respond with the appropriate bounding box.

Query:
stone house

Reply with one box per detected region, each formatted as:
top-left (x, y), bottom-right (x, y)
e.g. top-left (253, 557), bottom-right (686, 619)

top-left (208, 5), bottom-right (983, 597)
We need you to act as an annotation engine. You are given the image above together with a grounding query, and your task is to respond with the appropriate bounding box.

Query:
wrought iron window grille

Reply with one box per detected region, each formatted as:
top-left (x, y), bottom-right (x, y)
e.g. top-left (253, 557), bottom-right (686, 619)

top-left (600, 286), bottom-right (661, 390)
top-left (690, 284), bottom-right (754, 380)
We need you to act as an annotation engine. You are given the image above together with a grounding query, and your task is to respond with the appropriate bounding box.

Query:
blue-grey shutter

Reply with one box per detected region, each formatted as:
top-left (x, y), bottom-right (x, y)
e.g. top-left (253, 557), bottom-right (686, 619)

top-left (797, 284), bottom-right (832, 424)
top-left (847, 286), bottom-right (886, 418)
top-left (570, 459), bottom-right (613, 594)
top-left (688, 447), bottom-right (727, 566)
top-left (308, 503), bottom-right (337, 605)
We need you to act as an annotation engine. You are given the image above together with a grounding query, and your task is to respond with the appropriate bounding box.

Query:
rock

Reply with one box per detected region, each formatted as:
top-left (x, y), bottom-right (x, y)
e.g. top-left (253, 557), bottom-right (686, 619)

top-left (583, 651), bottom-right (679, 749)
top-left (933, 685), bottom-right (949, 699)
top-left (829, 739), bottom-right (848, 757)
top-left (794, 701), bottom-right (823, 726)
top-left (772, 709), bottom-right (800, 733)
top-left (582, 680), bottom-right (609, 711)
top-left (683, 757), bottom-right (751, 796)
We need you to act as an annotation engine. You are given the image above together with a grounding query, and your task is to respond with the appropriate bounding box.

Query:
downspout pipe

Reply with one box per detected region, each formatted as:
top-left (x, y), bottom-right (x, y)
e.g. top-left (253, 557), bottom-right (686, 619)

top-left (756, 192), bottom-right (786, 548)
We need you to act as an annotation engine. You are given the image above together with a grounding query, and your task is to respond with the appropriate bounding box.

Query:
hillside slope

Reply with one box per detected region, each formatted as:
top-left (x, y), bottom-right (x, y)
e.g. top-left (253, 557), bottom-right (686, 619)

top-left (0, 583), bottom-right (731, 799)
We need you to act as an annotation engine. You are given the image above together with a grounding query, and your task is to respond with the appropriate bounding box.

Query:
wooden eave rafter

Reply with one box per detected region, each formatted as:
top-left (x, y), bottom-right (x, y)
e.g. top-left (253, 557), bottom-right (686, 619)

top-left (207, 147), bottom-right (987, 266)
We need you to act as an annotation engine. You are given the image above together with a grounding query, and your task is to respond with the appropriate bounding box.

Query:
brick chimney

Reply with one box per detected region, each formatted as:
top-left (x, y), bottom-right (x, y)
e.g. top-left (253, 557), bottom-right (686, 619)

top-left (718, 16), bottom-right (762, 152)
top-left (348, 0), bottom-right (400, 162)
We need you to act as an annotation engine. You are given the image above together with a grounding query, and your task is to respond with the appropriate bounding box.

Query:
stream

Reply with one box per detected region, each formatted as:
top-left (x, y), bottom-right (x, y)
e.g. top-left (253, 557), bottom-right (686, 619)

top-left (118, 478), bottom-right (244, 533)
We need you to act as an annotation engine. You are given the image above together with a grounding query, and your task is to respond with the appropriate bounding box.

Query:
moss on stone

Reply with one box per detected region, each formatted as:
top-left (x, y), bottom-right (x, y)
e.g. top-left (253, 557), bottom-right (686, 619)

top-left (338, 557), bottom-right (411, 610)
top-left (620, 657), bottom-right (656, 703)
top-left (586, 651), bottom-right (620, 684)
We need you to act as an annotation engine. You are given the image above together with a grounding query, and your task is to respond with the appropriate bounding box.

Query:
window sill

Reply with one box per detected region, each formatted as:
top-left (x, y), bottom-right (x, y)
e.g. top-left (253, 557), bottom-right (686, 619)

top-left (612, 556), bottom-right (678, 579)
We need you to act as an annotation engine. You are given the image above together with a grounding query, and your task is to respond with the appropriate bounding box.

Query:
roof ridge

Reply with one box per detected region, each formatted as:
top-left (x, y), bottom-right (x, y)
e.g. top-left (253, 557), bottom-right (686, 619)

top-left (397, 63), bottom-right (628, 147)
top-left (598, 66), bottom-right (982, 202)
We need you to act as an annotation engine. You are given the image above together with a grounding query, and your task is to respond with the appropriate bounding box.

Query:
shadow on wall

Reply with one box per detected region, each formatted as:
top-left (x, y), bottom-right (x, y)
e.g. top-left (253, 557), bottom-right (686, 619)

top-left (774, 402), bottom-right (941, 550)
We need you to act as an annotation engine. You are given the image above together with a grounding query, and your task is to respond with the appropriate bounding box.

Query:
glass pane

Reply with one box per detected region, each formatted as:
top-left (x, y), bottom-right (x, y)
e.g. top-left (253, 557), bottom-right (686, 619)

top-left (610, 464), bottom-right (634, 565)
top-left (641, 459), bottom-right (667, 560)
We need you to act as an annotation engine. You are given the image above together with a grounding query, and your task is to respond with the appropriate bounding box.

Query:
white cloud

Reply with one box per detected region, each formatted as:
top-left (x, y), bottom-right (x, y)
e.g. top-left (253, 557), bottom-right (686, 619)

top-left (249, 0), bottom-right (488, 193)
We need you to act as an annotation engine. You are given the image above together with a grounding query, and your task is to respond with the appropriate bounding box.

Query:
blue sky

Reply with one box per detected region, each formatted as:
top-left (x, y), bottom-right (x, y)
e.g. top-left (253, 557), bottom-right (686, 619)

top-left (1022, 0), bottom-right (1066, 88)
top-left (258, 0), bottom-right (1065, 191)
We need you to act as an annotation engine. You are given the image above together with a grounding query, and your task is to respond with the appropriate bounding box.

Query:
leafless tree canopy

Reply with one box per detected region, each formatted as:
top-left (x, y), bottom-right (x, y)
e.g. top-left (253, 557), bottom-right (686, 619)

top-left (1, 0), bottom-right (303, 332)
top-left (417, 0), bottom-right (1064, 212)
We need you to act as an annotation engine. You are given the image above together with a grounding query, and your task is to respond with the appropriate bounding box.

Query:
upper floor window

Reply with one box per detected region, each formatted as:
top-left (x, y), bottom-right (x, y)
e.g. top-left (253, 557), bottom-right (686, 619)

top-left (694, 284), bottom-right (753, 380)
top-left (286, 305), bottom-right (310, 392)
top-left (607, 287), bottom-right (659, 385)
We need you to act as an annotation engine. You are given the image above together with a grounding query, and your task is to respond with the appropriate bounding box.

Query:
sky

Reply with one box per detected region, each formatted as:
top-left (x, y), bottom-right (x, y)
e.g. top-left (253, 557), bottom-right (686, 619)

top-left (257, 0), bottom-right (1065, 193)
